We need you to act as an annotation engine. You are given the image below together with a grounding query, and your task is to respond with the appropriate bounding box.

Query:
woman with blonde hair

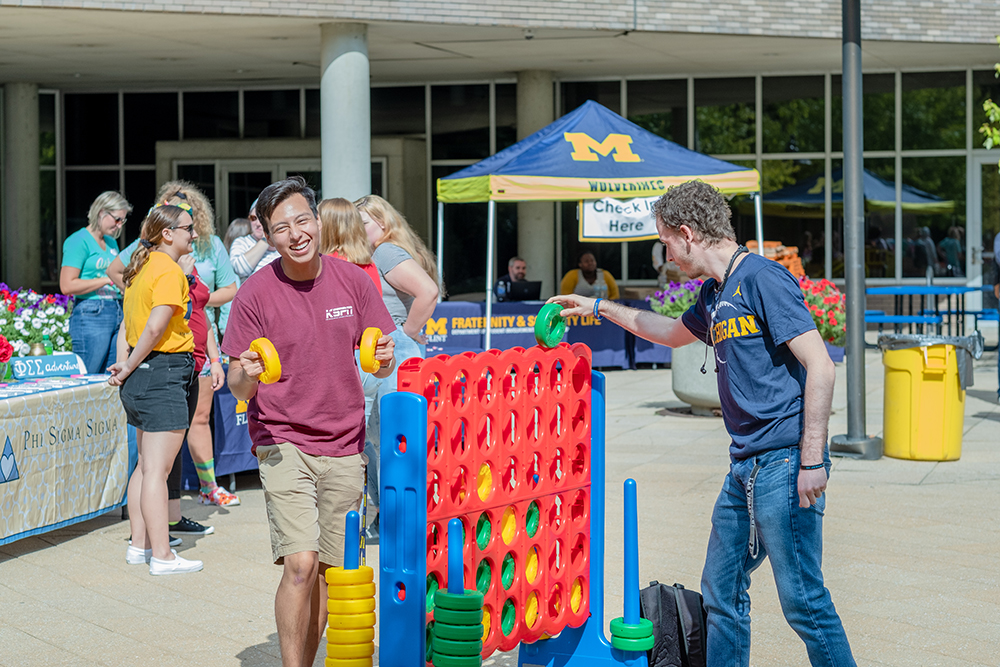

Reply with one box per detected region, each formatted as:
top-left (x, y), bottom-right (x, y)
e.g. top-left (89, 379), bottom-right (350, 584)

top-left (318, 198), bottom-right (381, 292)
top-left (111, 201), bottom-right (203, 575)
top-left (60, 190), bottom-right (132, 374)
top-left (353, 195), bottom-right (439, 541)
top-left (109, 180), bottom-right (240, 510)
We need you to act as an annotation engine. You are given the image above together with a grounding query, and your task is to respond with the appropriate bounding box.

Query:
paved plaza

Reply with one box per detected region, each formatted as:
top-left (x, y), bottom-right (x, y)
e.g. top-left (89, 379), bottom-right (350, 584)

top-left (1, 346), bottom-right (998, 666)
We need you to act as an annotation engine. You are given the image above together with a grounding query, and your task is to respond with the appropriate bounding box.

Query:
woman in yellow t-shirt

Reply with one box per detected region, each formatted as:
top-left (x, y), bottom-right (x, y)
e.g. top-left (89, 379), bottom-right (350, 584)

top-left (108, 201), bottom-right (203, 576)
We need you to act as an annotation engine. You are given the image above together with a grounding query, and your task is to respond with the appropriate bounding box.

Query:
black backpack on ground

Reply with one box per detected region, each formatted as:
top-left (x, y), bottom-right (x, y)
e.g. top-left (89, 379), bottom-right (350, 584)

top-left (638, 580), bottom-right (708, 667)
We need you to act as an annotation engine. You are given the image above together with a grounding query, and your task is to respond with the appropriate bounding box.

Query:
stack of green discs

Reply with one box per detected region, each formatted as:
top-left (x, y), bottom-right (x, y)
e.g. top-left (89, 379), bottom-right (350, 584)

top-left (431, 589), bottom-right (485, 667)
top-left (609, 616), bottom-right (654, 652)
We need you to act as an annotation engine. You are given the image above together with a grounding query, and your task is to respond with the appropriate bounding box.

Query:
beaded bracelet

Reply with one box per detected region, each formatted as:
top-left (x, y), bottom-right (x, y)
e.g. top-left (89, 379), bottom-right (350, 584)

top-left (800, 462), bottom-right (825, 470)
top-left (210, 357), bottom-right (221, 365)
top-left (593, 298), bottom-right (603, 320)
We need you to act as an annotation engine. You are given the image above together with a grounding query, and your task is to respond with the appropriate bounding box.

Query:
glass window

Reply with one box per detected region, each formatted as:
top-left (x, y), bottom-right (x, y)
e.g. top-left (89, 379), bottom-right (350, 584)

top-left (123, 170), bottom-right (157, 245)
top-left (832, 73), bottom-right (894, 152)
top-left (432, 85), bottom-right (490, 160)
top-left (244, 89), bottom-right (300, 139)
top-left (762, 76), bottom-right (824, 154)
top-left (65, 170), bottom-right (121, 237)
top-left (981, 163), bottom-right (1000, 305)
top-left (495, 84), bottom-right (517, 152)
top-left (372, 86), bottom-right (426, 136)
top-left (900, 156), bottom-right (965, 278)
top-left (627, 79), bottom-right (687, 147)
top-left (176, 164), bottom-right (217, 217)
top-left (695, 78), bottom-right (755, 155)
top-left (901, 72), bottom-right (965, 150)
top-left (560, 204), bottom-right (622, 288)
top-left (305, 89), bottom-right (320, 138)
top-left (760, 160), bottom-right (826, 278)
top-left (184, 91), bottom-right (238, 139)
top-left (628, 240), bottom-right (660, 281)
top-left (124, 93), bottom-right (179, 165)
top-left (40, 93), bottom-right (56, 167)
top-left (432, 165), bottom-right (517, 296)
top-left (861, 158), bottom-right (895, 279)
top-left (726, 160), bottom-right (760, 247)
top-left (65, 93), bottom-right (119, 166)
top-left (561, 81), bottom-right (620, 115)
top-left (40, 171), bottom-right (58, 283)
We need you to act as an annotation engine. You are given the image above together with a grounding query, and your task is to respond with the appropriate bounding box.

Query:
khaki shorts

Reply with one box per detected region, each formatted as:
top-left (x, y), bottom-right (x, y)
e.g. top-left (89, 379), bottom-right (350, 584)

top-left (255, 443), bottom-right (364, 566)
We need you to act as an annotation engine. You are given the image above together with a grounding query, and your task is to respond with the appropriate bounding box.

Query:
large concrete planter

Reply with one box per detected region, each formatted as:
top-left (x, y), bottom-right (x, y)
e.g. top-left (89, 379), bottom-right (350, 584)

top-left (671, 341), bottom-right (721, 416)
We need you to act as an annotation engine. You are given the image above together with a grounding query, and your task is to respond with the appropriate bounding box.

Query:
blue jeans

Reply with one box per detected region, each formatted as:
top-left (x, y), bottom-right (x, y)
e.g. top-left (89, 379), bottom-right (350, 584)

top-left (69, 298), bottom-right (123, 375)
top-left (701, 446), bottom-right (855, 667)
top-left (360, 329), bottom-right (424, 512)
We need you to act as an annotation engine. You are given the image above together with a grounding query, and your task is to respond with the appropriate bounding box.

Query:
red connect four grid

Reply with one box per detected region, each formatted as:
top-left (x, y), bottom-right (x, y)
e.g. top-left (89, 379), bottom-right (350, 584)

top-left (397, 343), bottom-right (593, 658)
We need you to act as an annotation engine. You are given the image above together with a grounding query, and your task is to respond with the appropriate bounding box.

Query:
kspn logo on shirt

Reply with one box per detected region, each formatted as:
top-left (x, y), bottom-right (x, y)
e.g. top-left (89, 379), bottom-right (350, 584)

top-left (326, 306), bottom-right (354, 320)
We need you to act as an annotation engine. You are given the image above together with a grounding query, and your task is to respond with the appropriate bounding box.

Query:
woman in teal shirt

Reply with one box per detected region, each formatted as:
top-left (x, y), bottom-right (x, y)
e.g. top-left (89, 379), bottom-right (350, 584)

top-left (60, 191), bottom-right (132, 374)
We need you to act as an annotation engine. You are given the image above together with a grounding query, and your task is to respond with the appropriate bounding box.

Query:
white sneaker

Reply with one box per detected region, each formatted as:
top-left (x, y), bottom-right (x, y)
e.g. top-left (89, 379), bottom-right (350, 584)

top-left (125, 545), bottom-right (151, 565)
top-left (149, 550), bottom-right (203, 575)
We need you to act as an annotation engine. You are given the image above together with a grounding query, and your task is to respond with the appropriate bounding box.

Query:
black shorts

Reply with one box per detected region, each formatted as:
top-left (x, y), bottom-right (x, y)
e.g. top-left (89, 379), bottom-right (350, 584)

top-left (119, 351), bottom-right (198, 432)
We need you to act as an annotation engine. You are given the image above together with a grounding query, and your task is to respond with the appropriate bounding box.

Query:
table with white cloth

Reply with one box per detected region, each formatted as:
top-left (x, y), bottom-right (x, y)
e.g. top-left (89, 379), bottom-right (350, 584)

top-left (0, 375), bottom-right (133, 545)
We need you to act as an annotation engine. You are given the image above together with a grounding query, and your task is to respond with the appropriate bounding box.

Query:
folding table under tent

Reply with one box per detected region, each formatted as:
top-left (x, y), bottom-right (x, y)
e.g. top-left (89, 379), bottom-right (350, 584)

top-left (435, 99), bottom-right (763, 349)
top-left (760, 167), bottom-right (955, 217)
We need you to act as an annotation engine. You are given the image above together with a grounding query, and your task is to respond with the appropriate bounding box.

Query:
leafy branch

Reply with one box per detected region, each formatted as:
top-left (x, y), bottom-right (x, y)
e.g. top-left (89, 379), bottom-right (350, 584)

top-left (978, 36), bottom-right (1000, 169)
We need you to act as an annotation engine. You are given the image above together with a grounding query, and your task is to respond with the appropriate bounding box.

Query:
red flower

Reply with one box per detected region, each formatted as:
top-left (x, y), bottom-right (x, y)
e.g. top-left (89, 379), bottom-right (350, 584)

top-left (0, 336), bottom-right (12, 364)
top-left (829, 317), bottom-right (838, 326)
top-left (7, 303), bottom-right (15, 313)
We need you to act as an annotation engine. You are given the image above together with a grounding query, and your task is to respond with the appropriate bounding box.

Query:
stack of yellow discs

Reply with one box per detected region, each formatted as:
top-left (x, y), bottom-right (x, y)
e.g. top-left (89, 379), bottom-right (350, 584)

top-left (325, 565), bottom-right (376, 667)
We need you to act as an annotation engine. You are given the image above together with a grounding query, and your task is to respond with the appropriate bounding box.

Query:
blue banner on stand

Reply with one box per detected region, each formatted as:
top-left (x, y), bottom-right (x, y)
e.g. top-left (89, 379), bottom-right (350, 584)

top-left (11, 353), bottom-right (86, 380)
top-left (424, 301), bottom-right (485, 356)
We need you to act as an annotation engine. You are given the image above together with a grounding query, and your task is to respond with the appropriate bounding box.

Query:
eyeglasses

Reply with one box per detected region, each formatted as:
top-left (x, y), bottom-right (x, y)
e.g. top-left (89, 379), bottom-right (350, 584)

top-left (171, 223), bottom-right (195, 234)
top-left (107, 213), bottom-right (127, 224)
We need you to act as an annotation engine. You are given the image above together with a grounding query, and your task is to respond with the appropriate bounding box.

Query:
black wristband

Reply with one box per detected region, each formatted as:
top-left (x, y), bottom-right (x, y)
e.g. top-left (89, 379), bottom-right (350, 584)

top-left (800, 462), bottom-right (825, 470)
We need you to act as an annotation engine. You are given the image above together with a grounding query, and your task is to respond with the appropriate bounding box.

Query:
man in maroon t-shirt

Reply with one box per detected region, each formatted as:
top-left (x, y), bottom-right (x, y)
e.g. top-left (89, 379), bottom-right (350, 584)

top-left (223, 177), bottom-right (396, 667)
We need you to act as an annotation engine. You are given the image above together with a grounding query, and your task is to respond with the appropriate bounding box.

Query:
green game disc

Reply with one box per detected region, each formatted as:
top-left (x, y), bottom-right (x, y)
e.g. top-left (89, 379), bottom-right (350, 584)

top-left (610, 617), bottom-right (654, 639)
top-left (534, 303), bottom-right (566, 349)
top-left (432, 652), bottom-right (482, 667)
top-left (501, 598), bottom-right (516, 636)
top-left (433, 622), bottom-right (485, 642)
top-left (426, 574), bottom-right (440, 614)
top-left (525, 501), bottom-right (540, 538)
top-left (476, 513), bottom-right (491, 550)
top-left (426, 624), bottom-right (435, 662)
top-left (501, 553), bottom-right (515, 590)
top-left (475, 559), bottom-right (492, 595)
top-left (433, 607), bottom-right (484, 626)
top-left (435, 590), bottom-right (484, 611)
top-left (430, 637), bottom-right (483, 656)
top-left (610, 634), bottom-right (655, 652)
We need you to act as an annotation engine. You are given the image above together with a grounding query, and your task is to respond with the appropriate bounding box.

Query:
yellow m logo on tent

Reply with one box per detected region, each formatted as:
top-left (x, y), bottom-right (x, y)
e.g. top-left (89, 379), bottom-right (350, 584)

top-left (563, 132), bottom-right (641, 163)
top-left (425, 317), bottom-right (447, 336)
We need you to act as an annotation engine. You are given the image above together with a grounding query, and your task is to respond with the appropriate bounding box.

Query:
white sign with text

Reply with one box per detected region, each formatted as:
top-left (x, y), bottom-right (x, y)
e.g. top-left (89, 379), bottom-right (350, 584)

top-left (579, 196), bottom-right (660, 242)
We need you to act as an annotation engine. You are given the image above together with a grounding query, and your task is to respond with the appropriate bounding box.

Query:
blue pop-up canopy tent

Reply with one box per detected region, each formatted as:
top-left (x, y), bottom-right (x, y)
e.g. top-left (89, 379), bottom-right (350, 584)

top-left (435, 100), bottom-right (764, 347)
top-left (761, 167), bottom-right (954, 217)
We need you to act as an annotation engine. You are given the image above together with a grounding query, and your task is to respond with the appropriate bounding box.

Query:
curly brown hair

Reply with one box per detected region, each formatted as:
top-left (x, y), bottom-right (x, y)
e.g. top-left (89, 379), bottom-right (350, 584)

top-left (652, 180), bottom-right (735, 247)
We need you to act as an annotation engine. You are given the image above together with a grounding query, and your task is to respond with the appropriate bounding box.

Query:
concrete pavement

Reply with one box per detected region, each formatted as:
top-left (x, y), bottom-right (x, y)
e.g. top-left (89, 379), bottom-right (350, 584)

top-left (1, 346), bottom-right (998, 666)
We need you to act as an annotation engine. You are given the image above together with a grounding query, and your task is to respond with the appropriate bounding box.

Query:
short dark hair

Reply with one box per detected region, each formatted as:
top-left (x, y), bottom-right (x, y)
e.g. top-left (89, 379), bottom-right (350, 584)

top-left (256, 176), bottom-right (318, 234)
top-left (652, 180), bottom-right (735, 247)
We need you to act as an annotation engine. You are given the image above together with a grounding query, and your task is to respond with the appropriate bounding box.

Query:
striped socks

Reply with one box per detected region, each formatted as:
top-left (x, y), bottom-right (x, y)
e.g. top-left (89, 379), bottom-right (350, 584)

top-left (195, 458), bottom-right (217, 494)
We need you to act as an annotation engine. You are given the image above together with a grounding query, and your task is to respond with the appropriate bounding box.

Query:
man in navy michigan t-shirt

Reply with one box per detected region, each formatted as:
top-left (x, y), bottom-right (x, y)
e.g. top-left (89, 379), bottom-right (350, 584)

top-left (549, 180), bottom-right (855, 667)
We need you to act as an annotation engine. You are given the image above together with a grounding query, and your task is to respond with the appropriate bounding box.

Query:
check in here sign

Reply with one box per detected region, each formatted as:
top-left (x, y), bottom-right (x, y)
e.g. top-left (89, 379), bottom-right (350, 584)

top-left (579, 196), bottom-right (660, 242)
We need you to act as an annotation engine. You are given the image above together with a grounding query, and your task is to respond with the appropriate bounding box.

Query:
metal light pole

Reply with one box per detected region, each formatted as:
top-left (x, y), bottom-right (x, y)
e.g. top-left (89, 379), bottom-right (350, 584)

top-left (831, 0), bottom-right (882, 459)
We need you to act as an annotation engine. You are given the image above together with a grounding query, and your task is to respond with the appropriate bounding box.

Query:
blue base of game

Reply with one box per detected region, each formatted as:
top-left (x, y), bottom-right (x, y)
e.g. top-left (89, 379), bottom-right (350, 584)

top-left (518, 616), bottom-right (648, 667)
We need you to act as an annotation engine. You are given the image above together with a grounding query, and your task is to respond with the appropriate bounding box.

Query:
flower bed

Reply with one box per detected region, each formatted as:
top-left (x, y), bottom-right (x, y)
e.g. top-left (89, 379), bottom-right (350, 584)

top-left (800, 276), bottom-right (846, 347)
top-left (646, 279), bottom-right (705, 318)
top-left (0, 283), bottom-right (73, 356)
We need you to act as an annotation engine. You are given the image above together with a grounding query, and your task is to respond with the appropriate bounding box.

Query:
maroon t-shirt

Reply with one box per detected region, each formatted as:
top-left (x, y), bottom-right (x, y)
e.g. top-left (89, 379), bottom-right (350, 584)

top-left (188, 268), bottom-right (210, 368)
top-left (222, 254), bottom-right (395, 457)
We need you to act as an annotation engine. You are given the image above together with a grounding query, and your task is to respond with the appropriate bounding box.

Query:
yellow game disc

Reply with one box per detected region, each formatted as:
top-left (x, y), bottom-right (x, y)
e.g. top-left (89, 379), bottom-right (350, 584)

top-left (326, 566), bottom-right (375, 586)
top-left (328, 582), bottom-right (376, 599)
top-left (325, 642), bottom-right (374, 659)
top-left (324, 656), bottom-right (373, 667)
top-left (359, 327), bottom-right (382, 373)
top-left (327, 612), bottom-right (376, 629)
top-left (249, 337), bottom-right (281, 384)
top-left (327, 627), bottom-right (375, 645)
top-left (328, 597), bottom-right (376, 615)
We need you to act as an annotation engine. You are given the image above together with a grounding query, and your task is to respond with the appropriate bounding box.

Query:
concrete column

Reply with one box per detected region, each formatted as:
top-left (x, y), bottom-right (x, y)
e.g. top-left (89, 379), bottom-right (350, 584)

top-left (3, 83), bottom-right (41, 290)
top-left (320, 23), bottom-right (370, 201)
top-left (516, 71), bottom-right (555, 296)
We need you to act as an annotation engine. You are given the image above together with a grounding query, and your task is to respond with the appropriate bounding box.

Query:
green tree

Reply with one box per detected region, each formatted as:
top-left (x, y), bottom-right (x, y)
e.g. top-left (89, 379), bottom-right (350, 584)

top-left (979, 36), bottom-right (1000, 170)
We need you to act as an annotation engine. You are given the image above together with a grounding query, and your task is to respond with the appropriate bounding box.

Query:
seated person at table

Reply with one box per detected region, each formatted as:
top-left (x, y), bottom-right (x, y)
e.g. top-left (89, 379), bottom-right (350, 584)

top-left (560, 251), bottom-right (619, 300)
top-left (495, 256), bottom-right (529, 302)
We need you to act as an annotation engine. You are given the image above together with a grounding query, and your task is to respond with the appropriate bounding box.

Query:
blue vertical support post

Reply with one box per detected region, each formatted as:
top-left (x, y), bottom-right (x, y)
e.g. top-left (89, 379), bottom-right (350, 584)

top-left (623, 479), bottom-right (639, 625)
top-left (448, 518), bottom-right (464, 594)
top-left (379, 392), bottom-right (429, 667)
top-left (345, 510), bottom-right (360, 570)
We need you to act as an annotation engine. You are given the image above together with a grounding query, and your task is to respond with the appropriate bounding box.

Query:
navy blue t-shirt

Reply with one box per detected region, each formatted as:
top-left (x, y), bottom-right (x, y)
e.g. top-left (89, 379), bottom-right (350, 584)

top-left (681, 253), bottom-right (816, 459)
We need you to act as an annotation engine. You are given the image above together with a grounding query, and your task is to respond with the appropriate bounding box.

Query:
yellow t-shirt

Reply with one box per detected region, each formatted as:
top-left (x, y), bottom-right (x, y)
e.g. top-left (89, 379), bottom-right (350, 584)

top-left (124, 252), bottom-right (194, 353)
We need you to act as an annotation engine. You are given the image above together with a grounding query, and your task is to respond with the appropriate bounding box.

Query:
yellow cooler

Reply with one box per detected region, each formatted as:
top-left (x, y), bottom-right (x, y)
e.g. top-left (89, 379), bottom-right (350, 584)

top-left (882, 344), bottom-right (963, 461)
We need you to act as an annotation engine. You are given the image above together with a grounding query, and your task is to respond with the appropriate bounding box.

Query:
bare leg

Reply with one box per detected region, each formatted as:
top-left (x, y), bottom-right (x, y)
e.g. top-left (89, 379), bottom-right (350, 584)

top-left (139, 429), bottom-right (186, 560)
top-left (128, 429), bottom-right (147, 549)
top-left (303, 562), bottom-right (331, 666)
top-left (275, 550), bottom-right (320, 667)
top-left (168, 499), bottom-right (181, 523)
top-left (187, 375), bottom-right (215, 470)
